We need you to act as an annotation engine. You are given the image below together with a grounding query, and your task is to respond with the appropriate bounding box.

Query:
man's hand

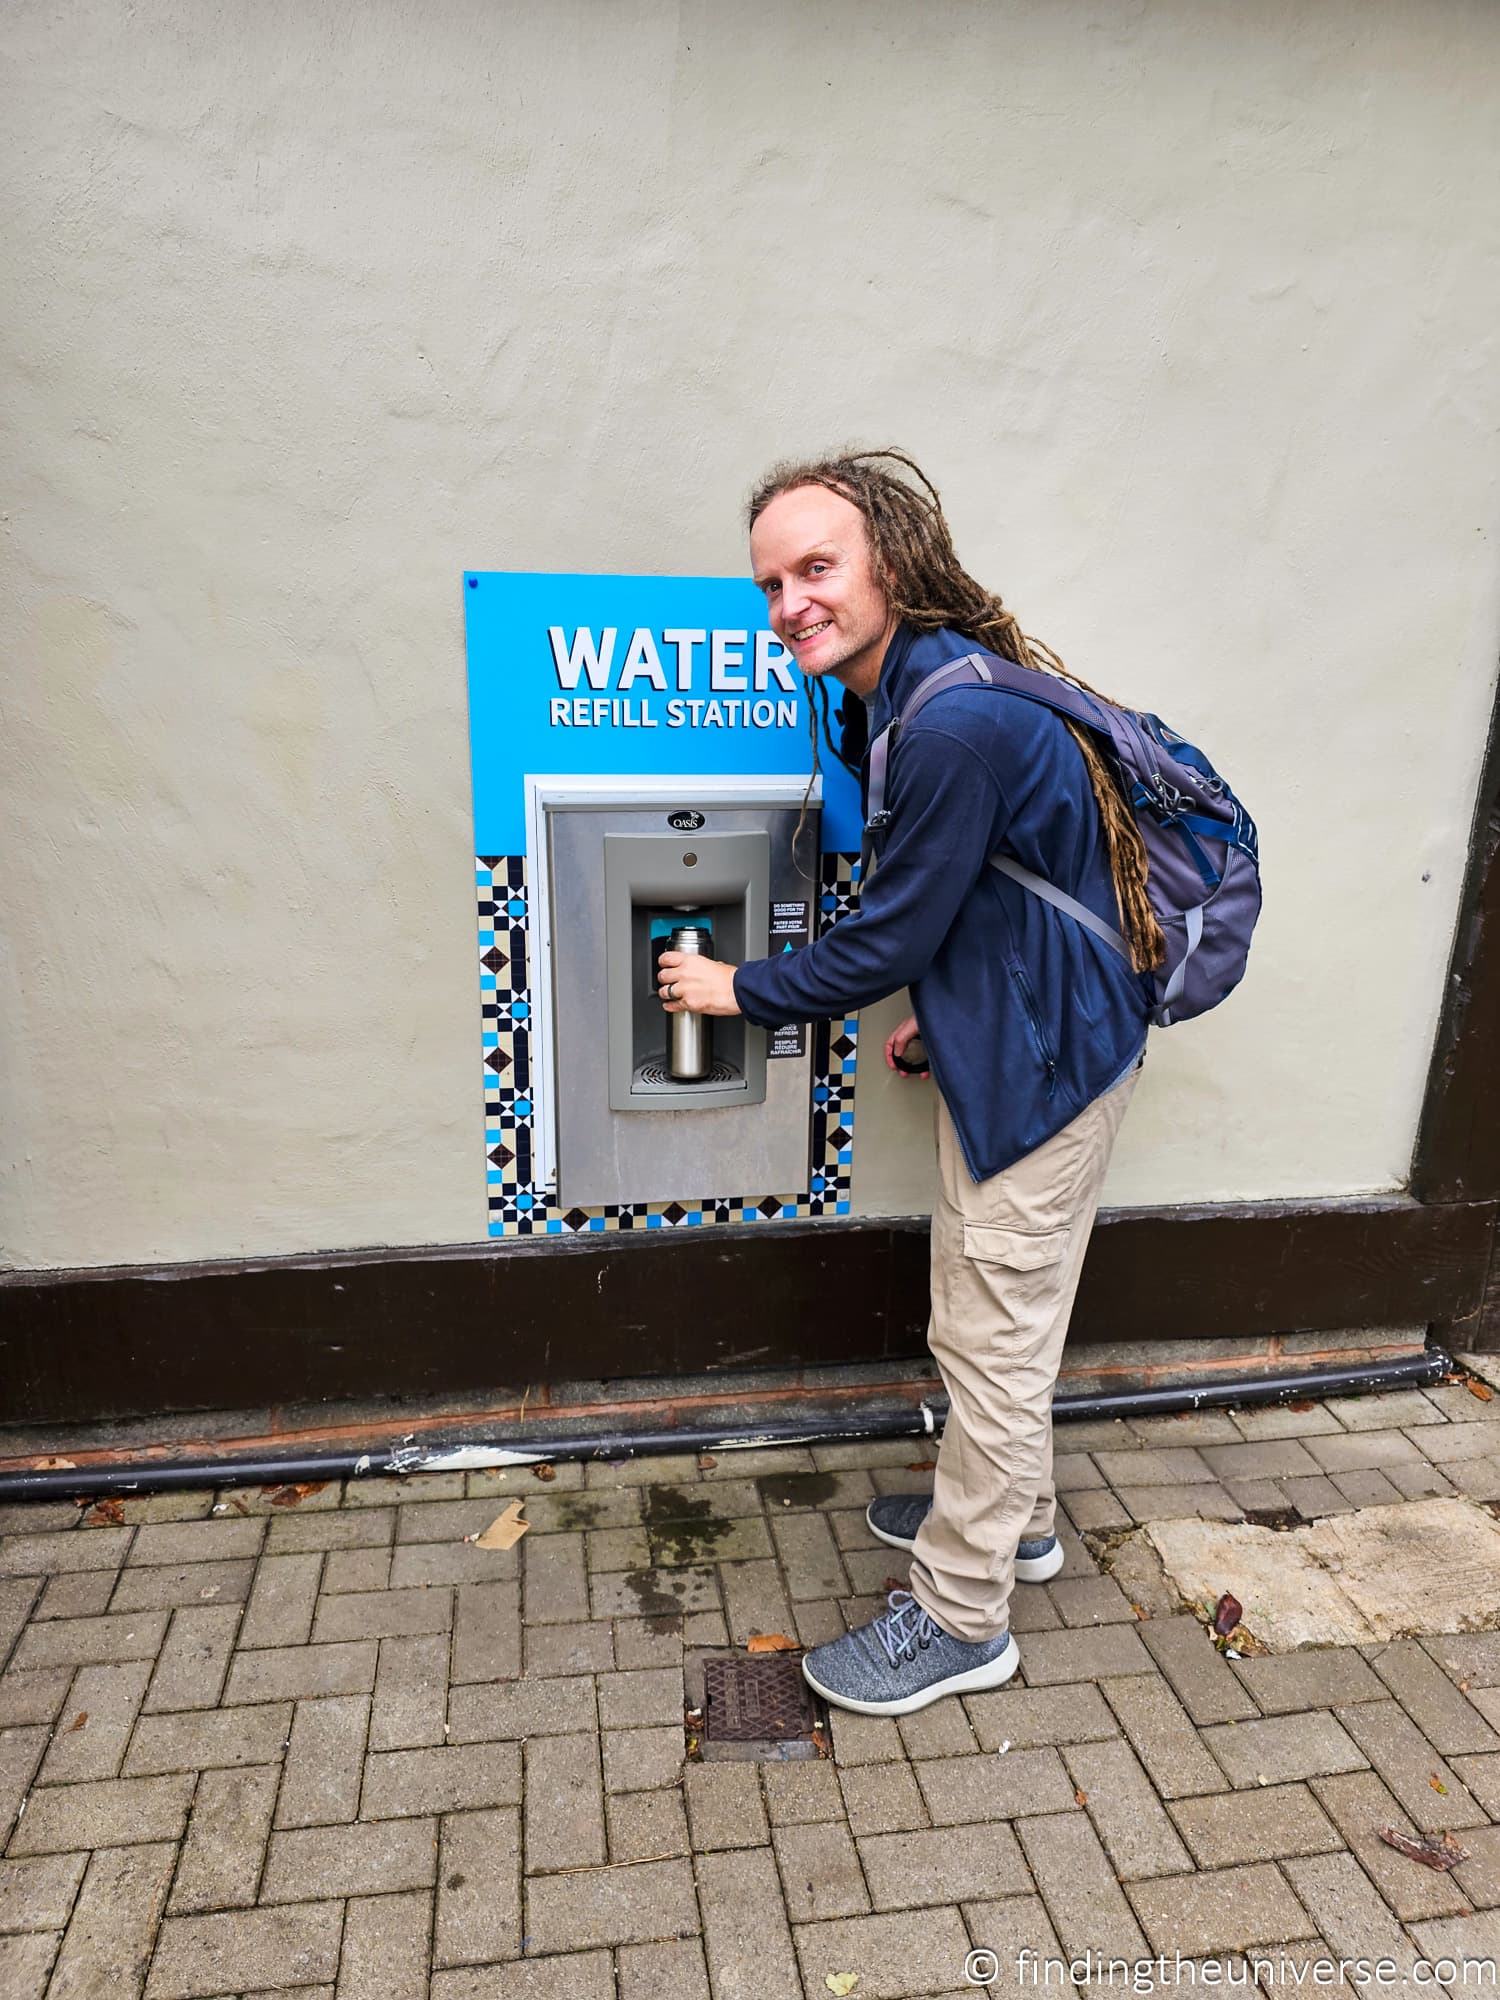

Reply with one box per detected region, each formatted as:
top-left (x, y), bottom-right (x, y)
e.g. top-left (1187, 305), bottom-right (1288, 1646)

top-left (884, 1013), bottom-right (930, 1077)
top-left (657, 951), bottom-right (741, 1017)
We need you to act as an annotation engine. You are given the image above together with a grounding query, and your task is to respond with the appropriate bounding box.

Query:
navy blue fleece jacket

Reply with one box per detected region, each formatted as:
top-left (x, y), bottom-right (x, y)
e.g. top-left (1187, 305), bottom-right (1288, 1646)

top-left (732, 623), bottom-right (1150, 1181)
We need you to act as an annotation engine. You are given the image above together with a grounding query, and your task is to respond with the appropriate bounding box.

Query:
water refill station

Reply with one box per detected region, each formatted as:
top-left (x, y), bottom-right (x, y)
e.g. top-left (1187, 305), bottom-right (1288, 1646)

top-left (464, 575), bottom-right (863, 1237)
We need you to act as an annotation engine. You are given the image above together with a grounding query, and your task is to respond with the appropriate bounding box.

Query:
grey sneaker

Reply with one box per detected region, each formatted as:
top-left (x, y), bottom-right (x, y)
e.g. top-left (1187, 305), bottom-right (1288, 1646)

top-left (802, 1589), bottom-right (1019, 1715)
top-left (865, 1495), bottom-right (1065, 1582)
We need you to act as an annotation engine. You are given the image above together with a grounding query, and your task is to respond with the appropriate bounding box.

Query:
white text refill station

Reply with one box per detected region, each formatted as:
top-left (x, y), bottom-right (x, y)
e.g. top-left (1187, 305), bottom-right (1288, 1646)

top-left (463, 574), bottom-right (863, 1236)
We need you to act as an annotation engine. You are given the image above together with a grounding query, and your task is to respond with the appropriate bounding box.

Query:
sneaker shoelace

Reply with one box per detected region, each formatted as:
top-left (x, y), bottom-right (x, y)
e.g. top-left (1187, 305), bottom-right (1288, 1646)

top-left (872, 1588), bottom-right (937, 1669)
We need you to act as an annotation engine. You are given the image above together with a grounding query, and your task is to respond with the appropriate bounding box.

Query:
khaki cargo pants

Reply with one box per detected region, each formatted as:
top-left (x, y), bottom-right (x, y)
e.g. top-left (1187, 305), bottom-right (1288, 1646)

top-left (907, 1059), bottom-right (1142, 1642)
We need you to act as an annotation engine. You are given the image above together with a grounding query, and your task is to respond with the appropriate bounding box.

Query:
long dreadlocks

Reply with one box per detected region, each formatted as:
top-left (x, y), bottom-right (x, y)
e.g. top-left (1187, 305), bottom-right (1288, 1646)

top-left (748, 448), bottom-right (1165, 975)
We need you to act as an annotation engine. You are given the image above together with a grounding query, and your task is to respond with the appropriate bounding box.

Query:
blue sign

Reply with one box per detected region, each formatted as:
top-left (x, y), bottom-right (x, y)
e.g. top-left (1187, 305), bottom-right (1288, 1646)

top-left (463, 572), bottom-right (862, 853)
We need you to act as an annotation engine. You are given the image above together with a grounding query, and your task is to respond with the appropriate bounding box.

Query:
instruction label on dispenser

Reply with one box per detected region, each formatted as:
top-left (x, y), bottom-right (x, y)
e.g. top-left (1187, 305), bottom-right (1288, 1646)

top-left (767, 901), bottom-right (811, 1058)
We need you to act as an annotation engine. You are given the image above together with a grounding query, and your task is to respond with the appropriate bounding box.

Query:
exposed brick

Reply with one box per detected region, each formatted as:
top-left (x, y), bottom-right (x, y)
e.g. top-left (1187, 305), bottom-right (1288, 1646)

top-left (617, 1939), bottom-right (709, 2000)
top-left (588, 1530), bottom-right (652, 1573)
top-left (1283, 1852), bottom-right (1417, 1971)
top-left (1277, 1474), bottom-right (1354, 1519)
top-left (344, 1473), bottom-right (466, 1509)
top-left (769, 1513), bottom-right (850, 1600)
top-left (1333, 1699), bottom-right (1487, 1830)
top-left (40, 1658), bottom-right (152, 1783)
top-left (1064, 1736), bottom-right (1194, 1879)
top-left (1168, 1782), bottom-right (1342, 1867)
top-left (145, 1902), bottom-right (342, 1999)
top-left (0, 1723), bottom-right (46, 1840)
top-left (1301, 1429), bottom-right (1426, 1473)
top-left (0, 1504), bottom-right (82, 1535)
top-left (1330, 1468), bottom-right (1404, 1508)
top-left (0, 1850), bottom-right (88, 1932)
top-left (432, 1952), bottom-right (613, 2000)
top-left (613, 1616), bottom-right (684, 1668)
top-left (337, 1888), bottom-right (430, 2000)
top-left (600, 1726), bottom-right (683, 1794)
top-left (1202, 1711), bottom-right (1368, 1787)
top-left (169, 1764), bottom-right (280, 1913)
top-left (858, 1823), bottom-right (1029, 1910)
top-left (1198, 1440), bottom-right (1323, 1480)
top-left (1048, 1577), bottom-right (1137, 1626)
top-left (0, 1528), bottom-right (132, 1577)
top-left (312, 1586), bottom-right (451, 1644)
top-left (897, 1698), bottom-right (981, 1759)
top-left (389, 1543), bottom-right (521, 1589)
top-left (0, 1576), bottom-right (44, 1659)
top-left (720, 1560), bottom-right (794, 1646)
top-left (447, 1674), bottom-right (595, 1744)
top-left (607, 1786), bottom-right (689, 1861)
top-left (225, 1639), bottom-right (379, 1706)
top-left (699, 1845), bottom-right (802, 2000)
top-left (526, 1733), bottom-right (604, 1870)
top-left (276, 1694), bottom-right (369, 1826)
top-left (522, 1491), bottom-right (642, 1535)
top-left (451, 1581), bottom-right (521, 1683)
top-left (238, 1553), bottom-right (322, 1650)
top-left (1137, 1616), bottom-right (1259, 1723)
top-left (958, 1894), bottom-right (1066, 2000)
top-left (47, 1839), bottom-right (175, 2000)
top-left (7, 1773), bottom-right (194, 1858)
top-left (435, 1807), bottom-right (520, 1968)
top-left (1408, 1910), bottom-right (1500, 1977)
top-left (582, 1454), bottom-right (700, 1489)
top-left (362, 1741), bottom-right (522, 1818)
top-left (684, 1762), bottom-right (768, 1849)
top-left (1126, 1862), bottom-right (1316, 1954)
top-left (397, 1499), bottom-right (520, 1545)
top-left (597, 1666), bottom-right (684, 1729)
top-left (1368, 1640), bottom-right (1500, 1754)
top-left (1424, 1631), bottom-right (1500, 1686)
top-left (838, 1761), bottom-right (927, 1835)
top-left (143, 1605), bottom-right (242, 1712)
top-left (260, 1816), bottom-right (438, 1900)
top-left (964, 1681), bottom-right (1118, 1752)
top-left (1417, 1422), bottom-right (1500, 1466)
top-left (127, 1520), bottom-right (264, 1567)
top-left (0, 1667), bottom-right (73, 1727)
top-left (109, 1559), bottom-right (256, 1613)
top-left (0, 1933), bottom-right (56, 1998)
top-left (1100, 1673), bottom-right (1228, 1799)
top-left (590, 1566), bottom-right (720, 1620)
top-left (773, 1819), bottom-right (869, 1921)
top-left (525, 1854), bottom-right (699, 1952)
top-left (321, 1548), bottom-right (393, 1594)
top-left (761, 1760), bottom-right (844, 1825)
top-left (1311, 1771), bottom-right (1471, 1922)
top-left (1093, 1448), bottom-right (1214, 1487)
top-left (827, 1707), bottom-right (904, 1766)
top-left (1017, 1810), bottom-right (1148, 1958)
top-left (1232, 1647), bottom-right (1385, 1715)
top-left (1451, 1752), bottom-right (1500, 1817)
top-left (123, 1701), bottom-right (292, 1777)
top-left (264, 1508), bottom-right (394, 1554)
top-left (521, 1620), bottom-right (611, 1680)
top-left (1015, 1623), bottom-right (1153, 1685)
top-left (1114, 1483), bottom-right (1242, 1524)
top-left (13, 1609), bottom-right (168, 1672)
top-left (37, 1571), bottom-right (116, 1620)
top-left (915, 1748), bottom-right (1077, 1823)
top-left (1062, 1489), bottom-right (1133, 1533)
top-left (1453, 1824), bottom-right (1500, 1911)
top-left (370, 1633), bottom-right (449, 1750)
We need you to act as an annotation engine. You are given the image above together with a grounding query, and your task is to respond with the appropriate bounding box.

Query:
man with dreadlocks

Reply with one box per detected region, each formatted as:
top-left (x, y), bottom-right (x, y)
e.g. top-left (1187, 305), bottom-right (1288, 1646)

top-left (657, 449), bottom-right (1156, 1715)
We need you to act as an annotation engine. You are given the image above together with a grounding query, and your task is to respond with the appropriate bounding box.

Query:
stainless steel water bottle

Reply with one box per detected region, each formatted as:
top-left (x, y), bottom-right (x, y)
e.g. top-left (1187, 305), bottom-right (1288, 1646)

top-left (666, 923), bottom-right (713, 1081)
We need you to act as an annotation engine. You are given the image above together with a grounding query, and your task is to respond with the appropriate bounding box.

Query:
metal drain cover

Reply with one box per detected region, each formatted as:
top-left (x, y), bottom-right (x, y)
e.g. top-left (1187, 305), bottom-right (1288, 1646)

top-left (699, 1653), bottom-right (819, 1753)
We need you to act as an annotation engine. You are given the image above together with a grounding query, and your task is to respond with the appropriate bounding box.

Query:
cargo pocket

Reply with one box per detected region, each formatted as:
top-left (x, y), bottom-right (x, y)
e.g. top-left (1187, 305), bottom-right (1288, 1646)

top-left (961, 1224), bottom-right (1069, 1271)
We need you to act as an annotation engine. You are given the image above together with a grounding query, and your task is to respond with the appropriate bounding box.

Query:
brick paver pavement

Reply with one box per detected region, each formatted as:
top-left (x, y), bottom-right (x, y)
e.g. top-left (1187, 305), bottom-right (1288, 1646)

top-left (2, 1372), bottom-right (1500, 1996)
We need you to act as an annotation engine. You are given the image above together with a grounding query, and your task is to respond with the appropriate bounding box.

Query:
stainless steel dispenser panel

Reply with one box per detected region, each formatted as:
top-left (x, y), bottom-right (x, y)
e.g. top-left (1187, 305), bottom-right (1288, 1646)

top-left (547, 801), bottom-right (817, 1211)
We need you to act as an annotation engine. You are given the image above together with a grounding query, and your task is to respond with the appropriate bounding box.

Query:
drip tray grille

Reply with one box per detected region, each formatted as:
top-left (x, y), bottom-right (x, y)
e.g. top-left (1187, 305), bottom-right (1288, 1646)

top-left (632, 1059), bottom-right (740, 1090)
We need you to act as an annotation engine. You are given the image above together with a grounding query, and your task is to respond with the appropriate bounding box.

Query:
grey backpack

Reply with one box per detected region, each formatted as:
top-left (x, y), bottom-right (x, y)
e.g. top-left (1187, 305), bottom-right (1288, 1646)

top-left (863, 651), bottom-right (1261, 1027)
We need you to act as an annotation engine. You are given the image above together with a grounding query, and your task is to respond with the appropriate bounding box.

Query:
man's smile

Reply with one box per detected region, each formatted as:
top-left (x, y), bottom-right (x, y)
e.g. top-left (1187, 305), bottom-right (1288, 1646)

top-left (790, 619), bottom-right (833, 643)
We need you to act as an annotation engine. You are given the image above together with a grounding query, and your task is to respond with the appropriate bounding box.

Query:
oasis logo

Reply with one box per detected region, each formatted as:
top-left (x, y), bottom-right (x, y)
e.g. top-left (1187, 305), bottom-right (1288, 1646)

top-left (668, 810), bottom-right (706, 832)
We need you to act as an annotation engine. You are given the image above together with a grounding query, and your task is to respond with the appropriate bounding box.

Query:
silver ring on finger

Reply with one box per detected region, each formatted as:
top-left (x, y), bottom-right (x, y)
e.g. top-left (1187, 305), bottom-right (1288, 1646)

top-left (667, 982), bottom-right (678, 1000)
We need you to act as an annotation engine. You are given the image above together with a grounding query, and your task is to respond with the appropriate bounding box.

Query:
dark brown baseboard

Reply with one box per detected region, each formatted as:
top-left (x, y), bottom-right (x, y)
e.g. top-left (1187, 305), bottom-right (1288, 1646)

top-left (2, 1193), bottom-right (1493, 1428)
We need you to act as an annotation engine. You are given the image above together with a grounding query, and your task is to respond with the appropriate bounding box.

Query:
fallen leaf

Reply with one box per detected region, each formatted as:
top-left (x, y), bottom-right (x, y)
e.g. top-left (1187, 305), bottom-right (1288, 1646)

top-left (1377, 1825), bottom-right (1468, 1871)
top-left (1074, 1788), bottom-right (1088, 1806)
top-left (228, 1498), bottom-right (251, 1515)
top-left (1212, 1593), bottom-right (1243, 1638)
top-left (685, 1734), bottom-right (700, 1757)
top-left (469, 1501), bottom-right (529, 1550)
top-left (1286, 1400), bottom-right (1315, 1413)
top-left (532, 1464), bottom-right (557, 1482)
top-left (1430, 1774), bottom-right (1449, 1796)
top-left (1467, 1379), bottom-right (1494, 1402)
top-left (883, 1577), bottom-right (906, 1594)
top-left (269, 1482), bottom-right (328, 1508)
top-left (906, 1461), bottom-right (936, 1473)
top-left (85, 1498), bottom-right (125, 1527)
top-left (826, 1974), bottom-right (860, 1995)
top-left (1132, 1603), bottom-right (1150, 1620)
top-left (698, 1453), bottom-right (718, 1471)
top-left (67, 1711), bottom-right (88, 1732)
top-left (747, 1633), bottom-right (799, 1653)
top-left (1459, 1679), bottom-right (1472, 1694)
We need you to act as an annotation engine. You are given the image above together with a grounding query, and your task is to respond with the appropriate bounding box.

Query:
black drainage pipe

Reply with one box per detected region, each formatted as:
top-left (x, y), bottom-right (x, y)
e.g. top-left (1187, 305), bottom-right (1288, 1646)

top-left (0, 1345), bottom-right (1453, 1504)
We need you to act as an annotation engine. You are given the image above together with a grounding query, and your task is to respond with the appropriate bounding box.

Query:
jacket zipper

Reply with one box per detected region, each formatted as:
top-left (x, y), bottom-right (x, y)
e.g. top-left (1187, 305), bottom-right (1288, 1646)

top-left (1009, 958), bottom-right (1059, 1095)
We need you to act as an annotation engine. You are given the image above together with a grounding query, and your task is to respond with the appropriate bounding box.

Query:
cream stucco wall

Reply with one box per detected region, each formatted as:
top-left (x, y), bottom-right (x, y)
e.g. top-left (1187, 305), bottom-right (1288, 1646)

top-left (3, 0), bottom-right (1498, 1269)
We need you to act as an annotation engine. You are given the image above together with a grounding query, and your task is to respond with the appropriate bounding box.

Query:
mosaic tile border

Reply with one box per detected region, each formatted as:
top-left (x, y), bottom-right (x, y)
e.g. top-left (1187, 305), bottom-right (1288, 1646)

top-left (475, 853), bottom-right (862, 1238)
